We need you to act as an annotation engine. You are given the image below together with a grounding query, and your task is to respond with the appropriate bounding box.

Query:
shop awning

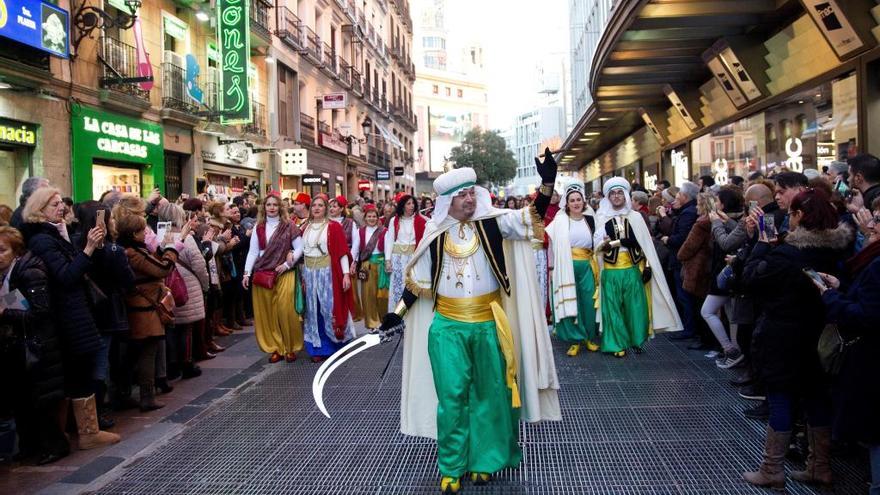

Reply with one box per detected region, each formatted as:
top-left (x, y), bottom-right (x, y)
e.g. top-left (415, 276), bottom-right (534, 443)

top-left (558, 0), bottom-right (800, 169)
top-left (375, 123), bottom-right (405, 150)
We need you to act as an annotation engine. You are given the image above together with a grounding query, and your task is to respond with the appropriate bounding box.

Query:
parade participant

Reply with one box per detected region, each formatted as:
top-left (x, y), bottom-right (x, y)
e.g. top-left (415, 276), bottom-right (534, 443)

top-left (380, 200), bottom-right (396, 226)
top-left (242, 194), bottom-right (304, 363)
top-left (351, 204), bottom-right (389, 331)
top-left (292, 192), bottom-right (310, 228)
top-left (593, 178), bottom-right (681, 357)
top-left (301, 195), bottom-right (355, 362)
top-left (546, 178), bottom-right (599, 356)
top-left (329, 195), bottom-right (362, 321)
top-left (380, 150), bottom-right (561, 493)
top-left (384, 194), bottom-right (426, 312)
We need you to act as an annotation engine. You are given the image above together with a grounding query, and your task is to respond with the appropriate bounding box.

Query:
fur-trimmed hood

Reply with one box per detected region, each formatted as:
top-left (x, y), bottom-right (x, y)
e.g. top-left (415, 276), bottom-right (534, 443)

top-left (785, 222), bottom-right (853, 251)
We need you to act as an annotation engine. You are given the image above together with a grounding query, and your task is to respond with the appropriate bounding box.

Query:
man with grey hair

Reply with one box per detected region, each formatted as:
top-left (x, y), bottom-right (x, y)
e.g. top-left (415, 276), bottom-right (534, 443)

top-left (11, 176), bottom-right (50, 228)
top-left (662, 181), bottom-right (700, 343)
top-left (826, 160), bottom-right (849, 196)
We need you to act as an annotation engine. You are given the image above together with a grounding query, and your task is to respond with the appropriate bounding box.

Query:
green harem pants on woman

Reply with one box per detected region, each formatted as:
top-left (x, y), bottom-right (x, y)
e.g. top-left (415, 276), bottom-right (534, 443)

top-left (554, 259), bottom-right (598, 343)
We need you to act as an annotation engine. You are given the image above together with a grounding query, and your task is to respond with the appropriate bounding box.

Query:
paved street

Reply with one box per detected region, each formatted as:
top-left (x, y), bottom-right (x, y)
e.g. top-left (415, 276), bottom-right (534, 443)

top-left (67, 332), bottom-right (869, 494)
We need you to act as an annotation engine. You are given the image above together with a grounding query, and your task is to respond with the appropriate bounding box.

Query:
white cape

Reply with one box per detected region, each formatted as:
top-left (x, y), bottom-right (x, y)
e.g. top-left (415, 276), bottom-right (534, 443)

top-left (593, 210), bottom-right (682, 333)
top-left (399, 213), bottom-right (562, 439)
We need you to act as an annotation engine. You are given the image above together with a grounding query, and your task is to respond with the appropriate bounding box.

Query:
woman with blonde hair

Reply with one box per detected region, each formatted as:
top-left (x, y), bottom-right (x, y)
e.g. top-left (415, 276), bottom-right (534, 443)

top-left (204, 201), bottom-right (240, 337)
top-left (20, 187), bottom-right (120, 449)
top-left (351, 204), bottom-right (389, 331)
top-left (243, 194), bottom-right (304, 363)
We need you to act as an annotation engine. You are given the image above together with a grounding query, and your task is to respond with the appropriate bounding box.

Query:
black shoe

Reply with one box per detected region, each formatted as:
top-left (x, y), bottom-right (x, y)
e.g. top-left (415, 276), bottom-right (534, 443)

top-left (156, 378), bottom-right (174, 395)
top-left (738, 384), bottom-right (766, 401)
top-left (98, 413), bottom-right (116, 430)
top-left (743, 401), bottom-right (769, 420)
top-left (166, 366), bottom-right (181, 381)
top-left (181, 364), bottom-right (202, 379)
top-left (729, 374), bottom-right (754, 387)
top-left (670, 333), bottom-right (695, 341)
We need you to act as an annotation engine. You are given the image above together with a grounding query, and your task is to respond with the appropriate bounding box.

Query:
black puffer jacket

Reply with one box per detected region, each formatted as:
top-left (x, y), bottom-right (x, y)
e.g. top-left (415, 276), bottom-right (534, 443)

top-left (0, 252), bottom-right (65, 407)
top-left (742, 224), bottom-right (853, 393)
top-left (71, 233), bottom-right (135, 335)
top-left (19, 222), bottom-right (101, 355)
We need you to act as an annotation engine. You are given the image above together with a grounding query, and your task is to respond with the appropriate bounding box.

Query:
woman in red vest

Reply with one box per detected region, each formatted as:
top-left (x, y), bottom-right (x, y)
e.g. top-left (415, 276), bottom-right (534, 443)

top-left (242, 194), bottom-right (303, 363)
top-left (301, 195), bottom-right (355, 362)
top-left (351, 204), bottom-right (389, 331)
top-left (383, 194), bottom-right (425, 312)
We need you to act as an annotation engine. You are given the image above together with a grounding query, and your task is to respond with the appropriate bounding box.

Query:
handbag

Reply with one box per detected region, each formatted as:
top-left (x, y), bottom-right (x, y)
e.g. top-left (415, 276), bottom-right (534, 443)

top-left (817, 324), bottom-right (860, 376)
top-left (357, 266), bottom-right (369, 281)
top-left (136, 285), bottom-right (175, 325)
top-left (252, 270), bottom-right (277, 290)
top-left (165, 267), bottom-right (189, 307)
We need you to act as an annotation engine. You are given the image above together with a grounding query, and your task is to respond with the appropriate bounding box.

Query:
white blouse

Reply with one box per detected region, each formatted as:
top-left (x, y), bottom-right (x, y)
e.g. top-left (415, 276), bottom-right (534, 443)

top-left (303, 220), bottom-right (350, 274)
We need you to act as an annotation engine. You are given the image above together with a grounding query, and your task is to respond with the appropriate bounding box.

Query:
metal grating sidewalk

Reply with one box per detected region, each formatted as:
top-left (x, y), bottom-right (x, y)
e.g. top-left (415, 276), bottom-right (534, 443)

top-left (94, 333), bottom-right (870, 494)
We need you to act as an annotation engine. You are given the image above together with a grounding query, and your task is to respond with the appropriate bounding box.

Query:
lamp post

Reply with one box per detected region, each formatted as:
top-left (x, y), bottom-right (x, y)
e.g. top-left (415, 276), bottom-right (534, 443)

top-left (341, 116), bottom-right (372, 198)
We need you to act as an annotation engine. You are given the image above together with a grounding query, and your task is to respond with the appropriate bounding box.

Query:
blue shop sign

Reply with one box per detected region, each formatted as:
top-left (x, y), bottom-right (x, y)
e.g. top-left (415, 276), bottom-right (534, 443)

top-left (0, 0), bottom-right (70, 58)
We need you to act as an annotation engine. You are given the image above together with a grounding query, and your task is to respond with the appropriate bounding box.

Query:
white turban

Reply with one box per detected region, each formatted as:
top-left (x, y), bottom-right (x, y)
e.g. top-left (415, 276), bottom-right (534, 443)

top-left (431, 167), bottom-right (496, 225)
top-left (598, 177), bottom-right (632, 218)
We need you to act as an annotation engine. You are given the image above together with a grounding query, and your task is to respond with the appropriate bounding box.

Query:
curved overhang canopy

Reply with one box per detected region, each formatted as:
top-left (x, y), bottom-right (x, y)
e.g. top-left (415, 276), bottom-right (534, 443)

top-left (559, 0), bottom-right (801, 171)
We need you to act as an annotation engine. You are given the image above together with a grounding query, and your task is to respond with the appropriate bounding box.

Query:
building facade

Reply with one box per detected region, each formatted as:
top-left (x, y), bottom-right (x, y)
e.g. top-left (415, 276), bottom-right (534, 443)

top-left (505, 106), bottom-right (564, 196)
top-left (0, 0), bottom-right (416, 205)
top-left (560, 0), bottom-right (880, 195)
top-left (568, 0), bottom-right (617, 120)
top-left (412, 0), bottom-right (488, 181)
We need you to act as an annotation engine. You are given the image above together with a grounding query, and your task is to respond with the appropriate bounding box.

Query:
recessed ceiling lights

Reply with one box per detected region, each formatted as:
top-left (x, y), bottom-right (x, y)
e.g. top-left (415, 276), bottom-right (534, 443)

top-left (0, 82), bottom-right (11, 90)
top-left (583, 132), bottom-right (600, 136)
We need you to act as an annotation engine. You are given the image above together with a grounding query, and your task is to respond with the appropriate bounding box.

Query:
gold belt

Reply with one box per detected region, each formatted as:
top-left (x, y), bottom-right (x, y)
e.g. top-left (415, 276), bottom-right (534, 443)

top-left (571, 247), bottom-right (594, 260)
top-left (435, 290), bottom-right (521, 409)
top-left (605, 251), bottom-right (635, 269)
top-left (392, 244), bottom-right (415, 255)
top-left (531, 240), bottom-right (544, 250)
top-left (304, 255), bottom-right (330, 269)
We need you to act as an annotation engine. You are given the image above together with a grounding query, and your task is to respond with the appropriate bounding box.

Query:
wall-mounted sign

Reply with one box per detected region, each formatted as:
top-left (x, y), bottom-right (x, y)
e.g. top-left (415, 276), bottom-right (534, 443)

top-left (376, 169), bottom-right (391, 180)
top-left (318, 132), bottom-right (348, 154)
top-left (705, 56), bottom-right (748, 107)
top-left (801, 0), bottom-right (864, 59)
top-left (638, 108), bottom-right (665, 145)
top-left (70, 105), bottom-right (164, 201)
top-left (280, 148), bottom-right (308, 175)
top-left (712, 158), bottom-right (729, 185)
top-left (0, 118), bottom-right (38, 146)
top-left (663, 86), bottom-right (699, 131)
top-left (302, 174), bottom-right (325, 185)
top-left (0, 0), bottom-right (69, 58)
top-left (217, 0), bottom-right (252, 123)
top-left (718, 48), bottom-right (761, 101)
top-left (185, 54), bottom-right (203, 103)
top-left (643, 173), bottom-right (657, 191)
top-left (357, 180), bottom-right (372, 191)
top-left (393, 166), bottom-right (405, 177)
top-left (321, 92), bottom-right (347, 110)
top-left (785, 137), bottom-right (804, 172)
top-left (162, 13), bottom-right (188, 41)
top-left (671, 149), bottom-right (689, 187)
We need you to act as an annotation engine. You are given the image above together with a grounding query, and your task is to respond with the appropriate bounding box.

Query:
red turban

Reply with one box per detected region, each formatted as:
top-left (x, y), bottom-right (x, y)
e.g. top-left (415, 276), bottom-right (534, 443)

top-left (294, 192), bottom-right (311, 206)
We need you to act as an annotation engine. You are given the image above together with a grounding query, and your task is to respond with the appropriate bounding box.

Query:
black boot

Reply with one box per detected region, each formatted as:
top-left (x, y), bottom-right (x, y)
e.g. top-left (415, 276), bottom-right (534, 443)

top-left (181, 363), bottom-right (202, 379)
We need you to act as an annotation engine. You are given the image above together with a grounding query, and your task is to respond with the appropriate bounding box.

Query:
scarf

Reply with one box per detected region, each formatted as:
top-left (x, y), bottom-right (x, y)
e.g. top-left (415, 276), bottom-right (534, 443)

top-left (252, 219), bottom-right (299, 272)
top-left (845, 238), bottom-right (880, 277)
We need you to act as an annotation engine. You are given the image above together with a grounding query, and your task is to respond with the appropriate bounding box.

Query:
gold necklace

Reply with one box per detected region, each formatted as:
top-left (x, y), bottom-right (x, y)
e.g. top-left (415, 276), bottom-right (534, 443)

top-left (443, 223), bottom-right (480, 288)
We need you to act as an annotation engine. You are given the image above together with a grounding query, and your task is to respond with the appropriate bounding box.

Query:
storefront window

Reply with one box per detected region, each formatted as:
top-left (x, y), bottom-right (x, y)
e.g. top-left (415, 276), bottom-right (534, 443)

top-left (692, 113), bottom-right (764, 185)
top-left (93, 163), bottom-right (142, 198)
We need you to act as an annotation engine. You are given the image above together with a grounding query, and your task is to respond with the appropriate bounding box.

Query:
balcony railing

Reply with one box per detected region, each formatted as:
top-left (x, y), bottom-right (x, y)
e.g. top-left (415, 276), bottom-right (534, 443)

top-left (250, 0), bottom-right (271, 39)
top-left (243, 101), bottom-right (267, 137)
top-left (350, 66), bottom-right (363, 96)
top-left (277, 7), bottom-right (304, 50)
top-left (301, 112), bottom-right (316, 143)
top-left (99, 35), bottom-right (150, 101)
top-left (303, 27), bottom-right (322, 64)
top-left (338, 58), bottom-right (351, 87)
top-left (322, 43), bottom-right (337, 75)
top-left (318, 121), bottom-right (331, 135)
top-left (162, 62), bottom-right (199, 114)
top-left (345, 0), bottom-right (356, 21)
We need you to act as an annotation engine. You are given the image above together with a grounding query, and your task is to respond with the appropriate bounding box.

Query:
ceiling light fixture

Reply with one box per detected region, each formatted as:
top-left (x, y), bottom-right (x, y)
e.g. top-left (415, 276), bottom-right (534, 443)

top-left (196, 11), bottom-right (209, 22)
top-left (583, 132), bottom-right (600, 136)
top-left (0, 82), bottom-right (12, 90)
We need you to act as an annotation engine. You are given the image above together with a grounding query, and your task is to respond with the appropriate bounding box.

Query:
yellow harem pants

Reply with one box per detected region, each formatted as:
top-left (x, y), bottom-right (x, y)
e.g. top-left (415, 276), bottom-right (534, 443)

top-left (359, 258), bottom-right (389, 329)
top-left (252, 270), bottom-right (303, 354)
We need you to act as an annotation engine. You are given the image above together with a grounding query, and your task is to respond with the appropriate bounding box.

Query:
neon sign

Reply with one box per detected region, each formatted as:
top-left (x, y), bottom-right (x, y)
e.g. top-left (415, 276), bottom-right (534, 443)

top-left (713, 158), bottom-right (729, 185)
top-left (785, 138), bottom-right (803, 172)
top-left (217, 0), bottom-right (251, 123)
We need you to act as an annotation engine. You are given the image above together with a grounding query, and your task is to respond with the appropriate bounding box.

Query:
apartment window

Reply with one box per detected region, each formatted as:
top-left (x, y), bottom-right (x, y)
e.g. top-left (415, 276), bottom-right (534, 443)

top-left (445, 87), bottom-right (451, 97)
top-left (432, 85), bottom-right (438, 95)
top-left (457, 89), bottom-right (463, 98)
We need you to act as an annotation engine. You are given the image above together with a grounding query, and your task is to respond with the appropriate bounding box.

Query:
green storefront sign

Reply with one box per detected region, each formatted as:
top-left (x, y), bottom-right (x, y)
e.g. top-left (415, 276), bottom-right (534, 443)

top-left (70, 105), bottom-right (164, 201)
top-left (217, 0), bottom-right (251, 124)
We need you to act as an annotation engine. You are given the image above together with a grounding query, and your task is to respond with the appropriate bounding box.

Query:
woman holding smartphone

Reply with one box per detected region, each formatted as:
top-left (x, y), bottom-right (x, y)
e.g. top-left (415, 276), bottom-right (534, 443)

top-left (740, 189), bottom-right (853, 490)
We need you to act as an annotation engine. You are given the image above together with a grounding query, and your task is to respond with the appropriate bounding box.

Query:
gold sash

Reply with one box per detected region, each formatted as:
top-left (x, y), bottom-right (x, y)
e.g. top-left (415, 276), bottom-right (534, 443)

top-left (604, 250), bottom-right (635, 269)
top-left (571, 247), bottom-right (593, 260)
top-left (435, 291), bottom-right (521, 409)
top-left (304, 255), bottom-right (330, 269)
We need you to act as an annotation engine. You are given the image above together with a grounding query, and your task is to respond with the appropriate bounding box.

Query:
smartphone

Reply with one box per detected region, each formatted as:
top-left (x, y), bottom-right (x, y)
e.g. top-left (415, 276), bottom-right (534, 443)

top-left (802, 268), bottom-right (826, 289)
top-left (156, 221), bottom-right (172, 243)
top-left (96, 209), bottom-right (105, 227)
top-left (763, 215), bottom-right (776, 240)
top-left (749, 200), bottom-right (758, 212)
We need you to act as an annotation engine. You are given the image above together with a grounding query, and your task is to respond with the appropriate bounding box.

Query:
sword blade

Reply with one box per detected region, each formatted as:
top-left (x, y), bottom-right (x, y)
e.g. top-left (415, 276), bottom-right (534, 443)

top-left (312, 333), bottom-right (382, 418)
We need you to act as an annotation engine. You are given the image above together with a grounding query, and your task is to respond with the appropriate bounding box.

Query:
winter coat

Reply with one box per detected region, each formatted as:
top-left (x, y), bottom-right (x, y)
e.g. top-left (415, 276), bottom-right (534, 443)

top-left (228, 223), bottom-right (249, 282)
top-left (666, 199), bottom-right (697, 270)
top-left (708, 216), bottom-right (745, 295)
top-left (173, 235), bottom-right (209, 325)
top-left (0, 253), bottom-right (64, 408)
top-left (677, 216), bottom-right (713, 297)
top-left (741, 224), bottom-right (853, 393)
top-left (863, 183), bottom-right (880, 210)
top-left (70, 235), bottom-right (135, 335)
top-left (19, 222), bottom-right (101, 355)
top-left (125, 245), bottom-right (178, 339)
top-left (205, 218), bottom-right (234, 286)
top-left (824, 255), bottom-right (880, 444)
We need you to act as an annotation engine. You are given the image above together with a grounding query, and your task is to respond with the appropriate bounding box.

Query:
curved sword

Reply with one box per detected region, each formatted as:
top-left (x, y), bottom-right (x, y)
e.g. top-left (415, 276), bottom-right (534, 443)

top-left (312, 325), bottom-right (403, 418)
